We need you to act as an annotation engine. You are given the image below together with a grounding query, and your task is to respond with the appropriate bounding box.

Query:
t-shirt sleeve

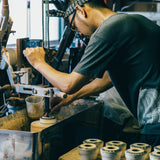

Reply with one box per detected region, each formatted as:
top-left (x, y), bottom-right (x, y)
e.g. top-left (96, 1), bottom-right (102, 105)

top-left (73, 34), bottom-right (118, 78)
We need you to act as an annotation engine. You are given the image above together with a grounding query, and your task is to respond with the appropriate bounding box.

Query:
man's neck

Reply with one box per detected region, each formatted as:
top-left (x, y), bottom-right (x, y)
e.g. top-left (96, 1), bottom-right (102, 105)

top-left (89, 7), bottom-right (117, 27)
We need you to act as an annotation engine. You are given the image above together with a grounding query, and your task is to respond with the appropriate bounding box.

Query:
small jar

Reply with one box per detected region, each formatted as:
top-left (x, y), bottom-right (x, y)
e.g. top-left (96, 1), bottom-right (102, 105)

top-left (150, 150), bottom-right (160, 160)
top-left (78, 143), bottom-right (98, 160)
top-left (106, 140), bottom-right (127, 159)
top-left (100, 145), bottom-right (121, 160)
top-left (130, 143), bottom-right (151, 160)
top-left (154, 145), bottom-right (160, 152)
top-left (125, 148), bottom-right (147, 160)
top-left (83, 138), bottom-right (104, 158)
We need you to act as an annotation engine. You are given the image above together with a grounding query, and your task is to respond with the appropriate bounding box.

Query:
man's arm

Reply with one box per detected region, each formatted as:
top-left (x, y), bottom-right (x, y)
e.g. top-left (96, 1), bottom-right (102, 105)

top-left (51, 71), bottom-right (113, 111)
top-left (69, 71), bottom-right (113, 99)
top-left (23, 47), bottom-right (90, 93)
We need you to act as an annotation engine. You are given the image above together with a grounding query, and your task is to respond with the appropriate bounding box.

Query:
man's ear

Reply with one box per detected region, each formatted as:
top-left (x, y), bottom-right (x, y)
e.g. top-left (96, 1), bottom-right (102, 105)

top-left (75, 5), bottom-right (87, 18)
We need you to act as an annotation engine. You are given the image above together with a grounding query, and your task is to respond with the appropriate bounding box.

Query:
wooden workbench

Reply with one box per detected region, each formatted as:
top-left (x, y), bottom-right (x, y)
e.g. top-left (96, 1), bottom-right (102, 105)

top-left (58, 147), bottom-right (102, 160)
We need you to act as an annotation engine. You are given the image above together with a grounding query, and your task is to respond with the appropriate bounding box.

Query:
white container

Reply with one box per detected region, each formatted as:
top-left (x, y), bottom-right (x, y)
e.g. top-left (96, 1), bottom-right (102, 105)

top-left (150, 151), bottom-right (160, 160)
top-left (154, 146), bottom-right (160, 152)
top-left (125, 148), bottom-right (146, 160)
top-left (106, 140), bottom-right (127, 159)
top-left (100, 145), bottom-right (121, 160)
top-left (130, 143), bottom-right (151, 160)
top-left (25, 96), bottom-right (45, 119)
top-left (83, 138), bottom-right (104, 157)
top-left (78, 143), bottom-right (98, 160)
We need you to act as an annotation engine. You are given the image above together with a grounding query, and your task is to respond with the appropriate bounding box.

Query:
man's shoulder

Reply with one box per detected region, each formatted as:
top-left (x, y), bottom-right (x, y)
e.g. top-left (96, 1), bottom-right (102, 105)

top-left (95, 14), bottom-right (132, 38)
top-left (100, 13), bottom-right (147, 35)
top-left (103, 13), bottom-right (143, 26)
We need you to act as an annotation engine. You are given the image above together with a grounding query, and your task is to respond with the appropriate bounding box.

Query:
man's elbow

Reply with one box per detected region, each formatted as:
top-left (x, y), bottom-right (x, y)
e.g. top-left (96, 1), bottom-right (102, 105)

top-left (62, 87), bottom-right (72, 94)
top-left (60, 83), bottom-right (79, 94)
top-left (59, 83), bottom-right (75, 94)
top-left (58, 72), bottom-right (89, 94)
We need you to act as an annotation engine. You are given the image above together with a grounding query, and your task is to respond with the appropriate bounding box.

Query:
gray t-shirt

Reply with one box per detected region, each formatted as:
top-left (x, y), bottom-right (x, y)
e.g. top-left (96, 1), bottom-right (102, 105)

top-left (73, 13), bottom-right (160, 134)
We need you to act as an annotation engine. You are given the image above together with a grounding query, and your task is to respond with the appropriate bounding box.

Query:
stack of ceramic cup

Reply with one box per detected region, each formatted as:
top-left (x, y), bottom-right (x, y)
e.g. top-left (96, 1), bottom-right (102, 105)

top-left (130, 143), bottom-right (151, 160)
top-left (125, 147), bottom-right (147, 160)
top-left (78, 143), bottom-right (98, 160)
top-left (149, 145), bottom-right (160, 160)
top-left (83, 138), bottom-right (104, 159)
top-left (106, 140), bottom-right (127, 160)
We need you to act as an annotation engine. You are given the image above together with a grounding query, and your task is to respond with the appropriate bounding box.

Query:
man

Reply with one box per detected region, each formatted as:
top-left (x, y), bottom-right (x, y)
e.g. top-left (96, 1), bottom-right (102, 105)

top-left (23, 0), bottom-right (160, 147)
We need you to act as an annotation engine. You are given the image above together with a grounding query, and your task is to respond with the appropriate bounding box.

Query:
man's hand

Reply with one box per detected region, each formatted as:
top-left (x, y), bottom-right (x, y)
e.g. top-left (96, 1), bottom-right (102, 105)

top-left (23, 47), bottom-right (46, 69)
top-left (50, 95), bottom-right (75, 112)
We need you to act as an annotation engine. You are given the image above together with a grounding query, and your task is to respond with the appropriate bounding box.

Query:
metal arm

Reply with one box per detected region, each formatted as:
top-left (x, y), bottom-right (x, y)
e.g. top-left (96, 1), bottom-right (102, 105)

top-left (0, 0), bottom-right (14, 69)
top-left (52, 24), bottom-right (75, 69)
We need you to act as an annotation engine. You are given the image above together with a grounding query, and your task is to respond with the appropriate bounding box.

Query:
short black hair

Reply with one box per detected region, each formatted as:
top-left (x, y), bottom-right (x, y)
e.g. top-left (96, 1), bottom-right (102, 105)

top-left (65, 0), bottom-right (107, 8)
top-left (64, 0), bottom-right (107, 17)
top-left (88, 0), bottom-right (108, 8)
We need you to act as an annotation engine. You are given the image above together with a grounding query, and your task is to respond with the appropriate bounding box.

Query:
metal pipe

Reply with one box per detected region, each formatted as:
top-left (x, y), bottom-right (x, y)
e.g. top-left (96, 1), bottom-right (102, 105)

top-left (0, 0), bottom-right (9, 63)
top-left (2, 0), bottom-right (9, 18)
top-left (2, 0), bottom-right (8, 6)
top-left (0, 0), bottom-right (9, 33)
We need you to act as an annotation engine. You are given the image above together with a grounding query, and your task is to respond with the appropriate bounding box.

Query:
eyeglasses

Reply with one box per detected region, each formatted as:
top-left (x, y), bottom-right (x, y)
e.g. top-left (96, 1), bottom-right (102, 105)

top-left (70, 26), bottom-right (78, 32)
top-left (68, 10), bottom-right (78, 32)
top-left (68, 10), bottom-right (88, 47)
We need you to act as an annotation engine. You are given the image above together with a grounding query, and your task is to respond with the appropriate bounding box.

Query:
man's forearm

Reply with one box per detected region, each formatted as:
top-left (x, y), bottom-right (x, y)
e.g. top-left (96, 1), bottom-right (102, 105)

top-left (70, 71), bottom-right (113, 100)
top-left (50, 72), bottom-right (113, 110)
top-left (36, 62), bottom-right (90, 93)
top-left (23, 47), bottom-right (90, 93)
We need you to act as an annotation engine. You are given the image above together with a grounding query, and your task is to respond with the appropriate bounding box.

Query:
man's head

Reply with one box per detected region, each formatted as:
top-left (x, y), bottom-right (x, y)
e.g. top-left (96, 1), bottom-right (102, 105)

top-left (64, 0), bottom-right (107, 18)
top-left (65, 0), bottom-right (107, 8)
top-left (64, 0), bottom-right (109, 37)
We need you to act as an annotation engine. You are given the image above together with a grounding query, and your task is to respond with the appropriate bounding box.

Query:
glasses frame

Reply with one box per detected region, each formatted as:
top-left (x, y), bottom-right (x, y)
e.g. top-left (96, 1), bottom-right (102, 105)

top-left (68, 10), bottom-right (78, 32)
top-left (67, 10), bottom-right (88, 47)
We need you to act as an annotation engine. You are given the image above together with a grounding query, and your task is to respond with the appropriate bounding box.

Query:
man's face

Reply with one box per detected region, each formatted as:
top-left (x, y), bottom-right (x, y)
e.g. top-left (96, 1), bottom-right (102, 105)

top-left (68, 11), bottom-right (93, 38)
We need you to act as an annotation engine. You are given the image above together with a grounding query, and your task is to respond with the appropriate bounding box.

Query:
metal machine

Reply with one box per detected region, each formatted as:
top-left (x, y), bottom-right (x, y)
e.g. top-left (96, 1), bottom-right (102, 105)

top-left (0, 0), bottom-right (90, 118)
top-left (0, 0), bottom-right (76, 116)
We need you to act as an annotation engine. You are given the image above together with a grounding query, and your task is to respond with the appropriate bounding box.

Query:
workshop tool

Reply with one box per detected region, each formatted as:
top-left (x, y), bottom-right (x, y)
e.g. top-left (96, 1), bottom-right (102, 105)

top-left (39, 94), bottom-right (67, 124)
top-left (6, 97), bottom-right (25, 114)
top-left (40, 115), bottom-right (57, 124)
top-left (0, 0), bottom-right (15, 71)
top-left (41, 109), bottom-right (57, 123)
top-left (0, 104), bottom-right (8, 117)
top-left (51, 23), bottom-right (75, 70)
top-left (0, 0), bottom-right (9, 46)
top-left (12, 70), bottom-right (27, 84)
top-left (0, 84), bottom-right (14, 93)
top-left (0, 84), bottom-right (15, 117)
top-left (0, 0), bottom-right (15, 88)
